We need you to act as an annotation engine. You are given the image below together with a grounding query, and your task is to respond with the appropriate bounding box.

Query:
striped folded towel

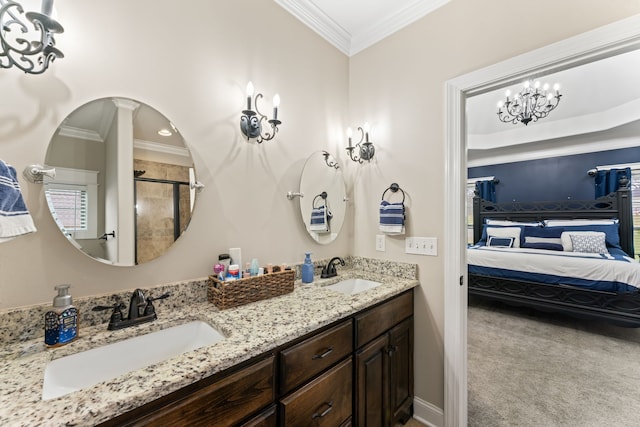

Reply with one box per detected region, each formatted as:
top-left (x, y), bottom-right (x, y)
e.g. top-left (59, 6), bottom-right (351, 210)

top-left (310, 205), bottom-right (332, 233)
top-left (0, 160), bottom-right (36, 243)
top-left (379, 200), bottom-right (405, 235)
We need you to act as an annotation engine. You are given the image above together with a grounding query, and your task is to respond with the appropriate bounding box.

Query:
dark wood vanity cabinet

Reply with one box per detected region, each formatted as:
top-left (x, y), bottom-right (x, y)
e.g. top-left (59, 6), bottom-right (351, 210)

top-left (355, 291), bottom-right (414, 427)
top-left (98, 289), bottom-right (413, 427)
top-left (98, 355), bottom-right (276, 427)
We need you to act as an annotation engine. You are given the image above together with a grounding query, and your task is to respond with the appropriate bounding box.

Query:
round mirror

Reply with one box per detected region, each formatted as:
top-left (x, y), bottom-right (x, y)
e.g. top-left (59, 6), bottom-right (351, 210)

top-left (44, 97), bottom-right (198, 265)
top-left (299, 151), bottom-right (347, 244)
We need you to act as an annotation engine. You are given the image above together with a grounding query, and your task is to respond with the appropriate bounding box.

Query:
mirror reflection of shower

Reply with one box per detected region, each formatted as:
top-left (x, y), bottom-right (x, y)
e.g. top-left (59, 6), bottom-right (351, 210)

top-left (133, 162), bottom-right (193, 264)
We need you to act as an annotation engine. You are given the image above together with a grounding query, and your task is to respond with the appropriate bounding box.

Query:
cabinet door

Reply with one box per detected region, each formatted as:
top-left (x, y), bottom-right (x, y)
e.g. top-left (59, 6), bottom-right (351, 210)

top-left (388, 317), bottom-right (413, 426)
top-left (355, 334), bottom-right (389, 427)
top-left (280, 358), bottom-right (352, 426)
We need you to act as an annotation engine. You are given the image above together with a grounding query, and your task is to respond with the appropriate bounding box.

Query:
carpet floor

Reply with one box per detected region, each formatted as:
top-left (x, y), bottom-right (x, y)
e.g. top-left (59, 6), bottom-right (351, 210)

top-left (468, 297), bottom-right (640, 427)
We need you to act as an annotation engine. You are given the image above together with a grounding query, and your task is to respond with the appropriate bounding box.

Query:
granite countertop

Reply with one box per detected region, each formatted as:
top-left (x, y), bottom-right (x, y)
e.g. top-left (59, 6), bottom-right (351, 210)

top-left (0, 268), bottom-right (418, 426)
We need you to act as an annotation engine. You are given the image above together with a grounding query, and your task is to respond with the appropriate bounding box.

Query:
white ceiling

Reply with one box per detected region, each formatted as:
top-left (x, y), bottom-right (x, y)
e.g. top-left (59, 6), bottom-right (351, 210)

top-left (467, 48), bottom-right (640, 151)
top-left (274, 0), bottom-right (450, 56)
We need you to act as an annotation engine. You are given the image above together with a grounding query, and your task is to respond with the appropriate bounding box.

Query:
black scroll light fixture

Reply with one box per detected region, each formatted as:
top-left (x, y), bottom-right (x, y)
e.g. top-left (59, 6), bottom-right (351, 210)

top-left (497, 80), bottom-right (562, 126)
top-left (240, 81), bottom-right (282, 143)
top-left (346, 122), bottom-right (375, 163)
top-left (0, 0), bottom-right (64, 74)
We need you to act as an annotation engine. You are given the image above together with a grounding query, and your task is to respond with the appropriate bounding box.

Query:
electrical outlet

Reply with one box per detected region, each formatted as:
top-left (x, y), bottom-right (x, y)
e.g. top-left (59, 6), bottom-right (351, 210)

top-left (405, 237), bottom-right (438, 256)
top-left (376, 234), bottom-right (386, 252)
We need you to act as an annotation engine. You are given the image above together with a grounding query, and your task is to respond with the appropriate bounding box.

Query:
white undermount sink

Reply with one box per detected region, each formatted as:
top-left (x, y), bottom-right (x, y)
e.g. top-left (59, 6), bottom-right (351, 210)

top-left (325, 278), bottom-right (382, 295)
top-left (42, 320), bottom-right (225, 401)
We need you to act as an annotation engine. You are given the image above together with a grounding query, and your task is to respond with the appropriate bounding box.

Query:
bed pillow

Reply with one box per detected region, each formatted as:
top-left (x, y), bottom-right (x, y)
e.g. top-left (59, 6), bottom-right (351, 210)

top-left (546, 222), bottom-right (621, 249)
top-left (483, 226), bottom-right (522, 248)
top-left (543, 218), bottom-right (618, 226)
top-left (521, 226), bottom-right (564, 251)
top-left (569, 232), bottom-right (609, 254)
top-left (487, 236), bottom-right (515, 247)
top-left (561, 231), bottom-right (604, 252)
top-left (486, 219), bottom-right (543, 227)
top-left (479, 222), bottom-right (539, 246)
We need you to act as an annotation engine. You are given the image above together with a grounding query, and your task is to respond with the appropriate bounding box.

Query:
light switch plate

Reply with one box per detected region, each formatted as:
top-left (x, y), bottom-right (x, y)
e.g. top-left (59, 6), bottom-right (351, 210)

top-left (376, 234), bottom-right (386, 252)
top-left (405, 237), bottom-right (438, 256)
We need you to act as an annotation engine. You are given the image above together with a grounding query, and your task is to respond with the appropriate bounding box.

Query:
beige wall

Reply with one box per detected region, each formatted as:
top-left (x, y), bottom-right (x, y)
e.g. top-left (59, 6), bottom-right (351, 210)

top-left (3, 0), bottom-right (640, 416)
top-left (0, 0), bottom-right (349, 308)
top-left (348, 0), bottom-right (640, 410)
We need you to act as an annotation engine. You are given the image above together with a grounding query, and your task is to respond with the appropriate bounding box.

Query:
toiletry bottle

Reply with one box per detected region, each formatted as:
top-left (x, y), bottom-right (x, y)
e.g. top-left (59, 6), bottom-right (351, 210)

top-left (45, 285), bottom-right (78, 347)
top-left (218, 253), bottom-right (231, 276)
top-left (302, 252), bottom-right (314, 283)
top-left (229, 248), bottom-right (242, 272)
top-left (250, 258), bottom-right (259, 276)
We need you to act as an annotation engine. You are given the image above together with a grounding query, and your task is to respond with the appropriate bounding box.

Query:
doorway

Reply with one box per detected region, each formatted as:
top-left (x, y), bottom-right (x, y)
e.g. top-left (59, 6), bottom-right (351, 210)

top-left (443, 15), bottom-right (640, 427)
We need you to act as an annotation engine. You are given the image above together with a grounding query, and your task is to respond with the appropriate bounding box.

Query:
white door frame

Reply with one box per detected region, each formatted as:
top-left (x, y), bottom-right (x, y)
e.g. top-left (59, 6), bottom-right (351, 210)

top-left (443, 14), bottom-right (640, 427)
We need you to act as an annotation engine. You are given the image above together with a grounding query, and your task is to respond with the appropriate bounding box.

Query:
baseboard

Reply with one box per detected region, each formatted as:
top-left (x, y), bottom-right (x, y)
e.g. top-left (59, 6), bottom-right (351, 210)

top-left (413, 396), bottom-right (444, 427)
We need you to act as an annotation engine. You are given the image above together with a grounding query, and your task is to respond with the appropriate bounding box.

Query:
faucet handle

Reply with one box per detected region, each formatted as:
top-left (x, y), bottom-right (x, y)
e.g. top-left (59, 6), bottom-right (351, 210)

top-left (143, 292), bottom-right (171, 316)
top-left (92, 302), bottom-right (126, 325)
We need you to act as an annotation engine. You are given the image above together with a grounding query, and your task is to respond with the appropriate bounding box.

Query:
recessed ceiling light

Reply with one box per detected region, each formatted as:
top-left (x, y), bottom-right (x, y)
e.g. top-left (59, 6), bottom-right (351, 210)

top-left (158, 129), bottom-right (172, 136)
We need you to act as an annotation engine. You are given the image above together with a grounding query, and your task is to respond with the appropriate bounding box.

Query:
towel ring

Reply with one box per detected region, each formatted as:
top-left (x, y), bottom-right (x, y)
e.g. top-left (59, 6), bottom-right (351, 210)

top-left (381, 183), bottom-right (405, 203)
top-left (313, 191), bottom-right (327, 208)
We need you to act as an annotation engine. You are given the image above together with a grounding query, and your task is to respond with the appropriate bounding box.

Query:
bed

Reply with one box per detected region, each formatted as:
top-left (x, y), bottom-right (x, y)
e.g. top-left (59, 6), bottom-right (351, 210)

top-left (468, 185), bottom-right (640, 327)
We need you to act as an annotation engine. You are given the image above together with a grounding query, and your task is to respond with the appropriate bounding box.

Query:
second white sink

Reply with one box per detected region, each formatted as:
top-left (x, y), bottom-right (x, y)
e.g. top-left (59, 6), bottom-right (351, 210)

top-left (325, 278), bottom-right (382, 295)
top-left (42, 320), bottom-right (225, 401)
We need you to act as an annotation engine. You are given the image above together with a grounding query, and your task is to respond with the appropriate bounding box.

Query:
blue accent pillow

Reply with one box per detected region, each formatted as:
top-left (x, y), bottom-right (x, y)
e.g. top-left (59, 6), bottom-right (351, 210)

top-left (487, 236), bottom-right (515, 247)
top-left (521, 226), bottom-right (564, 250)
top-left (548, 223), bottom-right (620, 249)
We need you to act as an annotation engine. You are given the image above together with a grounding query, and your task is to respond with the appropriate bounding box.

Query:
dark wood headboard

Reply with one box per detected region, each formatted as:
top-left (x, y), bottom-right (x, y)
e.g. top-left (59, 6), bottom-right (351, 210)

top-left (472, 186), bottom-right (634, 257)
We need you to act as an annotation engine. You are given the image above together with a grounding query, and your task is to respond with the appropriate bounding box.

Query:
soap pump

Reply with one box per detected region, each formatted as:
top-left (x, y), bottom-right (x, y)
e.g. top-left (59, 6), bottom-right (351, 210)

top-left (44, 285), bottom-right (79, 347)
top-left (302, 252), bottom-right (314, 284)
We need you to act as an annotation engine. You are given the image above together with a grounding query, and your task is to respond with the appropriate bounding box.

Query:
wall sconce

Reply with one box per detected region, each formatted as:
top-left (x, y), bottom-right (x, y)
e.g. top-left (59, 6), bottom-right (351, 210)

top-left (0, 0), bottom-right (64, 74)
top-left (322, 150), bottom-right (339, 169)
top-left (345, 122), bottom-right (375, 163)
top-left (240, 81), bottom-right (282, 143)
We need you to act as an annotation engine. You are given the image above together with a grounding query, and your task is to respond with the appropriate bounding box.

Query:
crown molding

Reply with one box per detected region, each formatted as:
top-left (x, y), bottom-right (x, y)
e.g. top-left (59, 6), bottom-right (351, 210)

top-left (133, 139), bottom-right (192, 158)
top-left (275, 0), bottom-right (450, 56)
top-left (274, 0), bottom-right (351, 55)
top-left (350, 0), bottom-right (449, 55)
top-left (57, 125), bottom-right (104, 142)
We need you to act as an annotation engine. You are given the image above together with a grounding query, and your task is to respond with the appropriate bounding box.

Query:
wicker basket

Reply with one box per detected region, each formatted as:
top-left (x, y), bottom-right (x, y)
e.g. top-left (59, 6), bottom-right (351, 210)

top-left (207, 269), bottom-right (295, 310)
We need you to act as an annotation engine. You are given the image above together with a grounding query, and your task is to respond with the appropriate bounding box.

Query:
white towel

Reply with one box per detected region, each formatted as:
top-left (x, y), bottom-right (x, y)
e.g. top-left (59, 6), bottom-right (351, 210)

top-left (0, 160), bottom-right (36, 243)
top-left (309, 205), bottom-right (332, 233)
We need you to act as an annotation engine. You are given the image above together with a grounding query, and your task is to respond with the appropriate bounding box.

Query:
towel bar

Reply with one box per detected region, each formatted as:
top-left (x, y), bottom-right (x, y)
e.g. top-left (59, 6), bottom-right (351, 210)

top-left (23, 164), bottom-right (56, 184)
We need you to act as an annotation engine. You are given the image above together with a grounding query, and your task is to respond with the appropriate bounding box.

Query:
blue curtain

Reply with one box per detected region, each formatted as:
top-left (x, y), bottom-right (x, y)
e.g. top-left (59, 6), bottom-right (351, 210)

top-left (594, 168), bottom-right (631, 198)
top-left (475, 180), bottom-right (496, 202)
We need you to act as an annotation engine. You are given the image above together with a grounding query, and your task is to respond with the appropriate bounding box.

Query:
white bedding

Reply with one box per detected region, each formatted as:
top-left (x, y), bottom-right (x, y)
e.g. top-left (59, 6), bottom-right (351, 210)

top-left (467, 246), bottom-right (640, 292)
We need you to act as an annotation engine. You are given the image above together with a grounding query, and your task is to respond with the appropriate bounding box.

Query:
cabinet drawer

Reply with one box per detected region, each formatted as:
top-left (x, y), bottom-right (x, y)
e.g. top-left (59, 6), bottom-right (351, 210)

top-left (131, 355), bottom-right (275, 427)
top-left (279, 320), bottom-right (352, 394)
top-left (355, 290), bottom-right (413, 348)
top-left (280, 358), bottom-right (352, 426)
top-left (241, 404), bottom-right (277, 427)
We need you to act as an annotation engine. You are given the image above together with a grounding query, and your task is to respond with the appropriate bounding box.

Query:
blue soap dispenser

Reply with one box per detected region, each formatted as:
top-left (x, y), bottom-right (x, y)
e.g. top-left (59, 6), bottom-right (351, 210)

top-left (302, 252), bottom-right (314, 284)
top-left (45, 285), bottom-right (79, 347)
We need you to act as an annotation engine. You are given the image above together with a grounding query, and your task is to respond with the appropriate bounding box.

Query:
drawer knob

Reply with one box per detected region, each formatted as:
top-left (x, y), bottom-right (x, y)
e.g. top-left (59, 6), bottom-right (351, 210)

top-left (387, 345), bottom-right (399, 356)
top-left (311, 346), bottom-right (334, 360)
top-left (312, 401), bottom-right (334, 419)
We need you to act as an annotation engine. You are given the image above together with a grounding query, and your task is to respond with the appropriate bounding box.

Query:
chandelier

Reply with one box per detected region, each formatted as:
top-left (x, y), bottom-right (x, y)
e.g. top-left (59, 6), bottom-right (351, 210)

top-left (0, 0), bottom-right (64, 74)
top-left (497, 80), bottom-right (562, 125)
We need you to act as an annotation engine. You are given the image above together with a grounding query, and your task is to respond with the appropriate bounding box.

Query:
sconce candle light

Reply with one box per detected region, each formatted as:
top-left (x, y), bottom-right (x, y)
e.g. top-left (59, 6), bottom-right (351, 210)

top-left (240, 81), bottom-right (282, 143)
top-left (346, 122), bottom-right (375, 163)
top-left (0, 0), bottom-right (64, 74)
